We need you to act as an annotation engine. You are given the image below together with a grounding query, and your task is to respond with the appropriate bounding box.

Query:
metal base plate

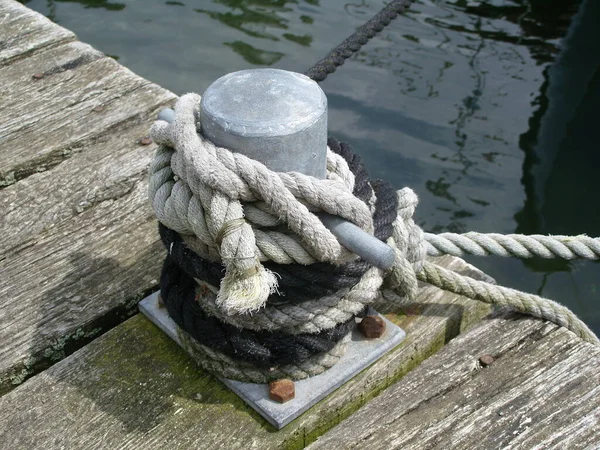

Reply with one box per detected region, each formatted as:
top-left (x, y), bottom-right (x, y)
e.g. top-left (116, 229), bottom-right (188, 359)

top-left (139, 292), bottom-right (405, 429)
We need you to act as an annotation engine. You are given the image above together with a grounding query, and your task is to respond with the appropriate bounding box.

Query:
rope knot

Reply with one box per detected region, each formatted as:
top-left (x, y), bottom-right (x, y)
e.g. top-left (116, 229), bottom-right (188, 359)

top-left (383, 187), bottom-right (427, 301)
top-left (149, 93), bottom-right (376, 314)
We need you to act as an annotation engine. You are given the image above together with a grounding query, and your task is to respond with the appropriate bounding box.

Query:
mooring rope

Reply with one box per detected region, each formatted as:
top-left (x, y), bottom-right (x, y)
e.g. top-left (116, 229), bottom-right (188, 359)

top-left (417, 262), bottom-right (600, 344)
top-left (304, 0), bottom-right (415, 82)
top-left (425, 232), bottom-right (600, 260)
top-left (160, 255), bottom-right (357, 370)
top-left (148, 94), bottom-right (599, 383)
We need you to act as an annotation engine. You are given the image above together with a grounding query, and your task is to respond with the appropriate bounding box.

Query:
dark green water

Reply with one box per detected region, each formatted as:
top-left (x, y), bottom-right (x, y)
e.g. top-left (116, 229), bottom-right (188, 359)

top-left (21, 0), bottom-right (599, 333)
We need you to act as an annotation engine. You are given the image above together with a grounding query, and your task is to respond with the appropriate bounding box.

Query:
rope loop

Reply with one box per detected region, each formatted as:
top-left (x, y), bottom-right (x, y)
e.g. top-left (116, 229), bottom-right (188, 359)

top-left (149, 94), bottom-right (379, 314)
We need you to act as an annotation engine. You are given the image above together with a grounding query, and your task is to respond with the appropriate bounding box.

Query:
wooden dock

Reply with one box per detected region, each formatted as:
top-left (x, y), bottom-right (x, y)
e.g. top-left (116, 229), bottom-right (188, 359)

top-left (0, 1), bottom-right (598, 448)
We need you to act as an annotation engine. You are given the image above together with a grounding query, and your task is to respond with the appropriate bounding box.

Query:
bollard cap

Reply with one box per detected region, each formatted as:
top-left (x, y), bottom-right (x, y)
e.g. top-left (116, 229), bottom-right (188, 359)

top-left (200, 68), bottom-right (328, 178)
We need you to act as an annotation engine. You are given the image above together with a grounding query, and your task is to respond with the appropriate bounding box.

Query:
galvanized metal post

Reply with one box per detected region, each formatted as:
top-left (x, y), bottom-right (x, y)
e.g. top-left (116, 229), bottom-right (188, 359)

top-left (145, 69), bottom-right (407, 428)
top-left (159, 68), bottom-right (395, 270)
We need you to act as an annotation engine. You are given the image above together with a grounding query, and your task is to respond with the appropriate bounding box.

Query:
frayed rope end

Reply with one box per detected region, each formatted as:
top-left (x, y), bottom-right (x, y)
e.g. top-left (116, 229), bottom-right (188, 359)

top-left (216, 266), bottom-right (279, 315)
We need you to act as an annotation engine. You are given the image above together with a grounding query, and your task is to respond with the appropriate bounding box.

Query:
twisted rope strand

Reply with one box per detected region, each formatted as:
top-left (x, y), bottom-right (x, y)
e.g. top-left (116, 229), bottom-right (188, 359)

top-left (418, 261), bottom-right (600, 345)
top-left (179, 327), bottom-right (350, 383)
top-left (159, 160), bottom-right (396, 310)
top-left (305, 0), bottom-right (415, 82)
top-left (425, 232), bottom-right (600, 260)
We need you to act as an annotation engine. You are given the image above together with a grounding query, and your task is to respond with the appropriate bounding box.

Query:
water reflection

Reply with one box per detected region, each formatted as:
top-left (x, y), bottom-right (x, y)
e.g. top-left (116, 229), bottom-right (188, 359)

top-left (195, 0), bottom-right (294, 41)
top-left (283, 33), bottom-right (312, 46)
top-left (515, 0), bottom-right (599, 273)
top-left (194, 0), bottom-right (316, 67)
top-left (436, 0), bottom-right (578, 221)
top-left (347, 0), bottom-right (586, 238)
top-left (225, 40), bottom-right (284, 65)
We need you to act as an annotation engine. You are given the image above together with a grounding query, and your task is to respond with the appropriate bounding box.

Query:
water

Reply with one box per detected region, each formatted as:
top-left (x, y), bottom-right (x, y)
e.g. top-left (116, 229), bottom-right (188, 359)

top-left (21, 0), bottom-right (599, 334)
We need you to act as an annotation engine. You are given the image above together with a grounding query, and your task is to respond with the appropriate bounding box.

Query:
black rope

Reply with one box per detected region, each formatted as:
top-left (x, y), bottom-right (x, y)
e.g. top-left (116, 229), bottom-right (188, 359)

top-left (157, 139), bottom-right (395, 367)
top-left (160, 255), bottom-right (359, 368)
top-left (159, 138), bottom-right (398, 306)
top-left (305, 0), bottom-right (414, 82)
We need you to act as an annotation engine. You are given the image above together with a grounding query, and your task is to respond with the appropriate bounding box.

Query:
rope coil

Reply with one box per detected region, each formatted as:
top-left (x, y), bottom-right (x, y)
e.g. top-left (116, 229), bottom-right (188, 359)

top-left (149, 94), bottom-right (599, 381)
top-left (149, 94), bottom-right (375, 315)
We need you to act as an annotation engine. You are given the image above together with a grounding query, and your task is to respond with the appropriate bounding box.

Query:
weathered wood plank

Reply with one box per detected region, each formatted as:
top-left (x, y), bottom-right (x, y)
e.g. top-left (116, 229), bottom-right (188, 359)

top-left (0, 109), bottom-right (168, 256)
top-left (0, 107), bottom-right (178, 392)
top-left (307, 314), bottom-right (600, 449)
top-left (0, 174), bottom-right (164, 392)
top-left (0, 0), bottom-right (74, 65)
top-left (0, 256), bottom-right (493, 449)
top-left (0, 1), bottom-right (177, 392)
top-left (0, 38), bottom-right (174, 187)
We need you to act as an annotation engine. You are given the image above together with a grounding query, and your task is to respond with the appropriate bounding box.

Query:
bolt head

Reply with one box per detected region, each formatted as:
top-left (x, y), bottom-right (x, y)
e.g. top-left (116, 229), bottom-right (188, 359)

top-left (269, 379), bottom-right (295, 403)
top-left (479, 354), bottom-right (495, 367)
top-left (32, 73), bottom-right (45, 80)
top-left (138, 136), bottom-right (152, 145)
top-left (358, 315), bottom-right (386, 339)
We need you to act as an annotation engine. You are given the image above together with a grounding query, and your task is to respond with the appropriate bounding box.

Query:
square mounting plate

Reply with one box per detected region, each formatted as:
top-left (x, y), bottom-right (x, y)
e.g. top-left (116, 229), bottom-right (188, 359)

top-left (139, 292), bottom-right (405, 429)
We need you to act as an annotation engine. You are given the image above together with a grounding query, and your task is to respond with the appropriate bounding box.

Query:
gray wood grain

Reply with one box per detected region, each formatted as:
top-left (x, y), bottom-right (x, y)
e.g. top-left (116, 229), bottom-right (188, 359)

top-left (0, 256), bottom-right (493, 450)
top-left (0, 178), bottom-right (163, 390)
top-left (0, 38), bottom-right (173, 186)
top-left (0, 0), bottom-right (74, 65)
top-left (307, 314), bottom-right (600, 450)
top-left (0, 106), bottom-right (167, 256)
top-left (0, 0), bottom-right (176, 392)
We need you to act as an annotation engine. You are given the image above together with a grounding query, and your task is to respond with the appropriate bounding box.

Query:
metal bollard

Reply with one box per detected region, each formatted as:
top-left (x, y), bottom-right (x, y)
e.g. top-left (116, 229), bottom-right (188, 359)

top-left (158, 68), bottom-right (396, 270)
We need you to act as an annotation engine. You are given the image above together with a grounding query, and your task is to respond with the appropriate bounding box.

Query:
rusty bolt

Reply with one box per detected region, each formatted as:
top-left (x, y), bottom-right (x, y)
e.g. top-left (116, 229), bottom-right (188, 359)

top-left (269, 379), bottom-right (295, 403)
top-left (358, 315), bottom-right (386, 339)
top-left (479, 354), bottom-right (495, 367)
top-left (32, 72), bottom-right (45, 80)
top-left (92, 105), bottom-right (105, 113)
top-left (138, 136), bottom-right (152, 145)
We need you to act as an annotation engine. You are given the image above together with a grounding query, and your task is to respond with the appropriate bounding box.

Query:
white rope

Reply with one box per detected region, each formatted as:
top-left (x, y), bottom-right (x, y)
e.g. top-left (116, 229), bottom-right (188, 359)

top-left (149, 94), bottom-right (373, 314)
top-left (150, 93), bottom-right (600, 363)
top-left (425, 232), bottom-right (600, 260)
top-left (419, 261), bottom-right (600, 345)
